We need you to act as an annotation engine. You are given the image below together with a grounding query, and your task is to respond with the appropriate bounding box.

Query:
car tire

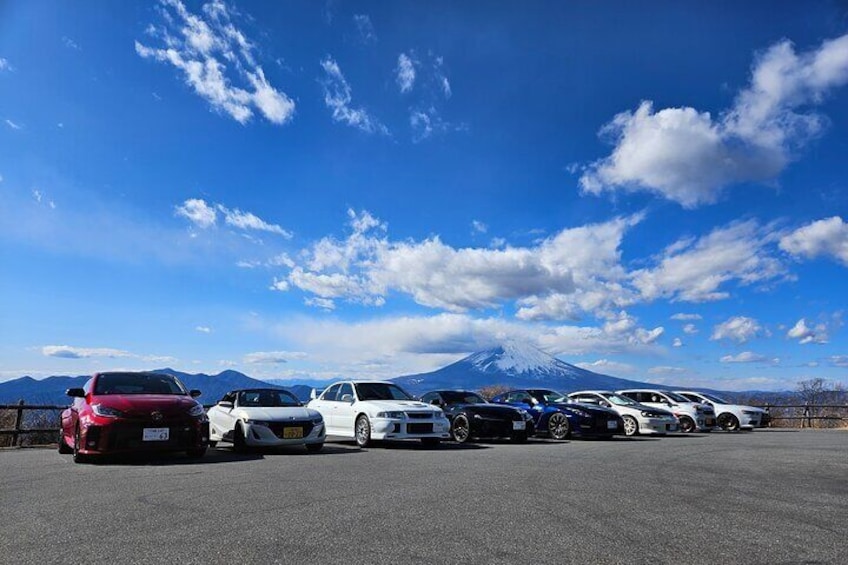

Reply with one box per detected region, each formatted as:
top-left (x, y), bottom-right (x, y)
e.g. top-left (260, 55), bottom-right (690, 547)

top-left (548, 412), bottom-right (570, 440)
top-left (233, 422), bottom-right (247, 452)
top-left (305, 443), bottom-right (323, 453)
top-left (421, 438), bottom-right (440, 447)
top-left (355, 415), bottom-right (371, 448)
top-left (58, 429), bottom-right (73, 454)
top-left (451, 414), bottom-right (471, 443)
top-left (72, 425), bottom-right (87, 464)
top-left (679, 416), bottom-right (696, 433)
top-left (718, 413), bottom-right (740, 432)
top-left (622, 415), bottom-right (639, 437)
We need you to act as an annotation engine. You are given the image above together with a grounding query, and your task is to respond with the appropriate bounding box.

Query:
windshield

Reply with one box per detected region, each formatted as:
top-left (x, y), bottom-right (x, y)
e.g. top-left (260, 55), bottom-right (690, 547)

top-left (441, 391), bottom-right (487, 405)
top-left (238, 390), bottom-right (301, 407)
top-left (664, 391), bottom-right (691, 402)
top-left (355, 382), bottom-right (413, 401)
top-left (94, 372), bottom-right (186, 395)
top-left (531, 389), bottom-right (565, 403)
top-left (699, 392), bottom-right (728, 404)
top-left (600, 393), bottom-right (637, 406)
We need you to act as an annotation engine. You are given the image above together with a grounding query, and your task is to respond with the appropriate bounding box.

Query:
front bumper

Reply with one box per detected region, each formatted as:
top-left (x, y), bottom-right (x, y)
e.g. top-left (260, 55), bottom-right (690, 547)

top-left (572, 416), bottom-right (622, 437)
top-left (77, 415), bottom-right (209, 455)
top-left (639, 417), bottom-right (679, 434)
top-left (370, 416), bottom-right (451, 440)
top-left (244, 421), bottom-right (326, 447)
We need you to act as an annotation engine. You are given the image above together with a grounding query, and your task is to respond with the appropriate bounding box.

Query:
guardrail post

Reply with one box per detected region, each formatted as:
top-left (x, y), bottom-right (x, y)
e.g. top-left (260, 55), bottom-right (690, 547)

top-left (12, 400), bottom-right (24, 447)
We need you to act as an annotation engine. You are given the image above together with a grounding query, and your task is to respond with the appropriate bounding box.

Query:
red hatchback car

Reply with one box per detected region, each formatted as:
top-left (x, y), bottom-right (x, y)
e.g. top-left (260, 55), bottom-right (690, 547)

top-left (59, 371), bottom-right (209, 463)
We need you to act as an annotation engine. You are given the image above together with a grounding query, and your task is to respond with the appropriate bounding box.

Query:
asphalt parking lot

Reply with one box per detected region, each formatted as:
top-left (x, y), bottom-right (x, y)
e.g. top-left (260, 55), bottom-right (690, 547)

top-left (1, 429), bottom-right (846, 565)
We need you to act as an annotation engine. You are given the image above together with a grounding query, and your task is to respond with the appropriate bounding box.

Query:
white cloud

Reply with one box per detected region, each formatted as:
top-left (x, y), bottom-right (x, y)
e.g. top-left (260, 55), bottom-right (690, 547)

top-left (779, 216), bottom-right (848, 266)
top-left (720, 351), bottom-right (778, 364)
top-left (320, 56), bottom-right (388, 134)
top-left (0, 57), bottom-right (12, 71)
top-left (471, 220), bottom-right (488, 234)
top-left (648, 366), bottom-right (688, 375)
top-left (710, 316), bottom-right (765, 343)
top-left (581, 34), bottom-right (848, 208)
top-left (175, 198), bottom-right (291, 237)
top-left (829, 355), bottom-right (848, 368)
top-left (787, 318), bottom-right (828, 344)
top-left (176, 198), bottom-right (218, 228)
top-left (62, 36), bottom-right (81, 50)
top-left (195, 326), bottom-right (212, 333)
top-left (631, 220), bottom-right (787, 302)
top-left (282, 210), bottom-right (642, 317)
top-left (42, 345), bottom-right (132, 359)
top-left (575, 359), bottom-right (636, 375)
top-left (353, 14), bottom-right (377, 44)
top-left (672, 337), bottom-right (683, 347)
top-left (435, 56), bottom-right (451, 98)
top-left (671, 313), bottom-right (702, 321)
top-left (683, 323), bottom-right (698, 335)
top-left (243, 351), bottom-right (307, 364)
top-left (5, 119), bottom-right (21, 130)
top-left (396, 52), bottom-right (416, 93)
top-left (136, 0), bottom-right (294, 125)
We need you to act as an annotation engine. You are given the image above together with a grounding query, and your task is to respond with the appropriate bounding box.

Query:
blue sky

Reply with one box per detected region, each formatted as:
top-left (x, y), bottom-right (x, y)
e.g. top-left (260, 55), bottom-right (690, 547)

top-left (1, 0), bottom-right (847, 391)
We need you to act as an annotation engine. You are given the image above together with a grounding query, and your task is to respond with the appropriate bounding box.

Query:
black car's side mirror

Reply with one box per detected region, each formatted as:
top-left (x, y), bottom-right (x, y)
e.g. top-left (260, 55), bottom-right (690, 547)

top-left (429, 399), bottom-right (442, 407)
top-left (66, 388), bottom-right (85, 398)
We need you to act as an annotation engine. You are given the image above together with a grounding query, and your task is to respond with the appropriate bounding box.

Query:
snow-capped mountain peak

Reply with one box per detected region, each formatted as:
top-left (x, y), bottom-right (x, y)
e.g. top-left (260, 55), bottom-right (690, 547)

top-left (467, 342), bottom-right (560, 376)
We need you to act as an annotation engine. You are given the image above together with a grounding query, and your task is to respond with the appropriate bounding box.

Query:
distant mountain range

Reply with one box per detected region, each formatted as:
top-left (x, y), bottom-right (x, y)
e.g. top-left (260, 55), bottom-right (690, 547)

top-left (0, 343), bottom-right (796, 406)
top-left (0, 368), bottom-right (315, 406)
top-left (390, 342), bottom-right (678, 395)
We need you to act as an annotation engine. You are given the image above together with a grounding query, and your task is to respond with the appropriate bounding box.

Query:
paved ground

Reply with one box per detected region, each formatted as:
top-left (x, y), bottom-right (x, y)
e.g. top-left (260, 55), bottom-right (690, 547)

top-left (1, 429), bottom-right (846, 564)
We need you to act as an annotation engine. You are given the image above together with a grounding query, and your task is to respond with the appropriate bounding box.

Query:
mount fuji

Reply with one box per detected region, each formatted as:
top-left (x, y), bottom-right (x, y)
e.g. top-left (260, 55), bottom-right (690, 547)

top-left (391, 342), bottom-right (667, 395)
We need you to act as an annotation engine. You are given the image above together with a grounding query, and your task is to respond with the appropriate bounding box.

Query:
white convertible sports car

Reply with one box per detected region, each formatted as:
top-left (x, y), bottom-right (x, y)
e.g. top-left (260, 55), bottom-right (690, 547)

top-left (307, 380), bottom-right (451, 447)
top-left (207, 388), bottom-right (325, 452)
top-left (675, 390), bottom-right (762, 431)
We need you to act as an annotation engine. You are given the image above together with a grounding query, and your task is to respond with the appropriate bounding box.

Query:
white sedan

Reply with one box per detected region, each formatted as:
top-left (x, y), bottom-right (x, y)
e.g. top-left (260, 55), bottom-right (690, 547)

top-left (307, 380), bottom-right (451, 447)
top-left (675, 391), bottom-right (763, 431)
top-left (567, 390), bottom-right (679, 436)
top-left (207, 388), bottom-right (326, 452)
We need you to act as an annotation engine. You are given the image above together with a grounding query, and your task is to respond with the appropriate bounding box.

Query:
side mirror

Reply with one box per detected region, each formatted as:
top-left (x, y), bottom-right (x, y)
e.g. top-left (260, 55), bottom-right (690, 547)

top-left (217, 400), bottom-right (234, 409)
top-left (340, 394), bottom-right (354, 403)
top-left (190, 389), bottom-right (202, 398)
top-left (601, 401), bottom-right (611, 408)
top-left (429, 398), bottom-right (442, 407)
top-left (309, 388), bottom-right (318, 400)
top-left (66, 388), bottom-right (85, 398)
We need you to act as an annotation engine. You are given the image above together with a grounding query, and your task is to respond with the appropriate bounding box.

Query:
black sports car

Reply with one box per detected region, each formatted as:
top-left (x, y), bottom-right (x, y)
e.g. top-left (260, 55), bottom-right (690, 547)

top-left (420, 390), bottom-right (534, 443)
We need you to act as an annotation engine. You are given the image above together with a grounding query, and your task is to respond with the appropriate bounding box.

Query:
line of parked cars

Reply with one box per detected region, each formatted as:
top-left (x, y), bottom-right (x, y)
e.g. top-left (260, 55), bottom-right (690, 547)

top-left (58, 371), bottom-right (767, 463)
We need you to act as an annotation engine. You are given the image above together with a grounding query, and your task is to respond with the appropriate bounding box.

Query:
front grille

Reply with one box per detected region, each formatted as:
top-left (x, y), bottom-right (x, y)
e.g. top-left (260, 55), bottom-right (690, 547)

top-left (266, 421), bottom-right (314, 438)
top-left (107, 423), bottom-right (198, 451)
top-left (405, 412), bottom-right (431, 419)
top-left (406, 423), bottom-right (433, 434)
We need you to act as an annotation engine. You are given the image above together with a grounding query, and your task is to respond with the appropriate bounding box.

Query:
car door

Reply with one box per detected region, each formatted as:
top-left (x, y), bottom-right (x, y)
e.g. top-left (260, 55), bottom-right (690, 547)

top-left (311, 383), bottom-right (341, 434)
top-left (334, 382), bottom-right (357, 434)
top-left (507, 391), bottom-right (541, 425)
top-left (209, 392), bottom-right (239, 440)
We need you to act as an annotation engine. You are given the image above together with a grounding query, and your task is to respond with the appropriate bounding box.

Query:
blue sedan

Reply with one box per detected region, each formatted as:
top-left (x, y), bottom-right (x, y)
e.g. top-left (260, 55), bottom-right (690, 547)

top-left (491, 388), bottom-right (623, 440)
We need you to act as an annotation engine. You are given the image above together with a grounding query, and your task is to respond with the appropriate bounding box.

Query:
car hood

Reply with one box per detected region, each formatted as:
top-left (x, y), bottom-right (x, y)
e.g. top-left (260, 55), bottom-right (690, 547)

top-left (92, 394), bottom-right (198, 417)
top-left (459, 404), bottom-right (523, 418)
top-left (553, 402), bottom-right (619, 417)
top-left (359, 400), bottom-right (438, 412)
top-left (237, 406), bottom-right (318, 421)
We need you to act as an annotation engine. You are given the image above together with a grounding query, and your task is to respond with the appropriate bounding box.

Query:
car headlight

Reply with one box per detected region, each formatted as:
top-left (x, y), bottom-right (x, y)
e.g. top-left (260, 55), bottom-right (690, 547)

top-left (640, 411), bottom-right (657, 418)
top-left (244, 419), bottom-right (272, 427)
top-left (311, 415), bottom-right (324, 424)
top-left (376, 411), bottom-right (405, 419)
top-left (433, 411), bottom-right (447, 420)
top-left (742, 410), bottom-right (758, 415)
top-left (187, 404), bottom-right (205, 417)
top-left (566, 408), bottom-right (589, 418)
top-left (91, 404), bottom-right (126, 418)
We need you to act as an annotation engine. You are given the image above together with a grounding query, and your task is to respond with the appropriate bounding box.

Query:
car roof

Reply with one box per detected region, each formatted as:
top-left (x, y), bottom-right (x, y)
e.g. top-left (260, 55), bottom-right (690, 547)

top-left (569, 390), bottom-right (614, 395)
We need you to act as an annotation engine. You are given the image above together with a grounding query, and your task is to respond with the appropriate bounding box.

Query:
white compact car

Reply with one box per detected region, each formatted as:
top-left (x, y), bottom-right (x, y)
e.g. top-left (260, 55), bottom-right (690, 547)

top-left (307, 380), bottom-right (451, 447)
top-left (566, 390), bottom-right (679, 436)
top-left (675, 391), bottom-right (762, 431)
top-left (207, 388), bottom-right (326, 452)
top-left (617, 389), bottom-right (716, 433)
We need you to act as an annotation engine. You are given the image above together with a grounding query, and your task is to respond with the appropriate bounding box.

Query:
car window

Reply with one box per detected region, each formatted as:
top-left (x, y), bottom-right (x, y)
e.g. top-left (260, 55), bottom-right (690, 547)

top-left (238, 390), bottom-right (300, 407)
top-left (94, 373), bottom-right (185, 395)
top-left (420, 392), bottom-right (439, 404)
top-left (506, 392), bottom-right (532, 404)
top-left (321, 383), bottom-right (341, 401)
top-left (354, 383), bottom-right (413, 401)
top-left (338, 383), bottom-right (354, 401)
top-left (221, 392), bottom-right (236, 403)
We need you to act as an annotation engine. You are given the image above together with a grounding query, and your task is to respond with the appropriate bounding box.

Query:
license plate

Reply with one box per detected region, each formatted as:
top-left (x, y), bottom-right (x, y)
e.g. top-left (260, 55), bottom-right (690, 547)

top-left (607, 420), bottom-right (618, 430)
top-left (283, 427), bottom-right (303, 439)
top-left (512, 421), bottom-right (526, 430)
top-left (142, 427), bottom-right (169, 441)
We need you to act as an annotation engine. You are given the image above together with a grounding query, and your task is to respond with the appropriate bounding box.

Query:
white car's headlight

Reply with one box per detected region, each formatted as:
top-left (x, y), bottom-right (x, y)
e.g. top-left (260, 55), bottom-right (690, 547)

top-left (376, 411), bottom-right (405, 419)
top-left (244, 419), bottom-right (272, 427)
top-left (742, 410), bottom-right (758, 415)
top-left (92, 404), bottom-right (125, 418)
top-left (187, 404), bottom-right (205, 417)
